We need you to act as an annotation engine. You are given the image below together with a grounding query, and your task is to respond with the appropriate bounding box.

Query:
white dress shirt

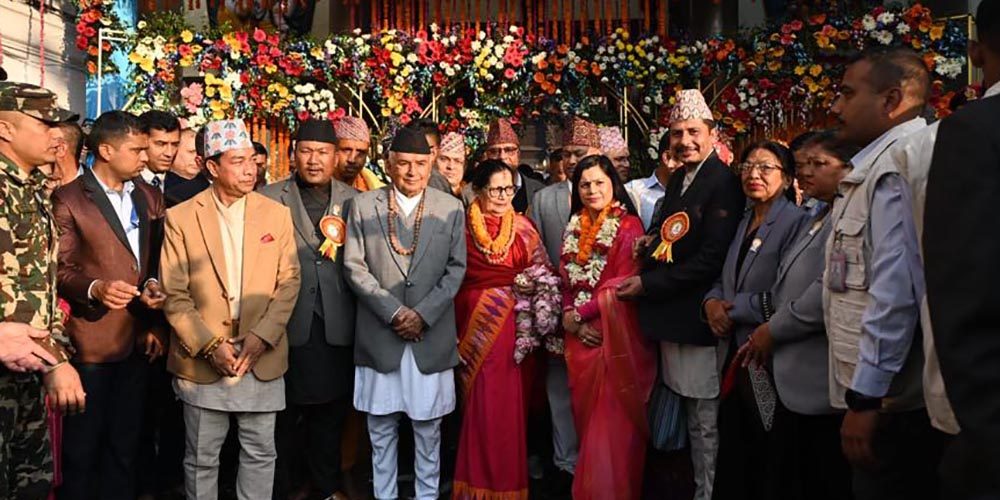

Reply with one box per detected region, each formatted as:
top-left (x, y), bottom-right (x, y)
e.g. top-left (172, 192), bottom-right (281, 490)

top-left (140, 168), bottom-right (166, 192)
top-left (625, 171), bottom-right (668, 229)
top-left (86, 175), bottom-right (141, 300)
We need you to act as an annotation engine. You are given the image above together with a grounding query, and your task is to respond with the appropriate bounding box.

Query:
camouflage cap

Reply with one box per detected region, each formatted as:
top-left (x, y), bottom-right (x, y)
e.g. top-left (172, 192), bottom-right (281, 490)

top-left (0, 82), bottom-right (79, 124)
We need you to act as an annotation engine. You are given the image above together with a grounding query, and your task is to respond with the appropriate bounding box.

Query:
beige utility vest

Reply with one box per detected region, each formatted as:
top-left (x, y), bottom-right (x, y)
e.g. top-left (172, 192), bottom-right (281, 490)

top-left (822, 148), bottom-right (925, 413)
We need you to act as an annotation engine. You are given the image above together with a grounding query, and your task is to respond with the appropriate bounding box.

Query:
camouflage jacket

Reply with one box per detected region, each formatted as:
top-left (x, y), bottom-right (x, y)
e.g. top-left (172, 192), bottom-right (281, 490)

top-left (0, 152), bottom-right (71, 365)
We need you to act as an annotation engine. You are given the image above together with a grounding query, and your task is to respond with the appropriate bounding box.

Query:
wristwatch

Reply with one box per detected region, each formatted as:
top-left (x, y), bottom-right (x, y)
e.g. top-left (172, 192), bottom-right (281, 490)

top-left (845, 389), bottom-right (882, 412)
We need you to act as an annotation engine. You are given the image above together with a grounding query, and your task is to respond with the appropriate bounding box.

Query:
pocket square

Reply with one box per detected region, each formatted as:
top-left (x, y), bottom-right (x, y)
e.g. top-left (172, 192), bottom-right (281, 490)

top-left (260, 233), bottom-right (275, 244)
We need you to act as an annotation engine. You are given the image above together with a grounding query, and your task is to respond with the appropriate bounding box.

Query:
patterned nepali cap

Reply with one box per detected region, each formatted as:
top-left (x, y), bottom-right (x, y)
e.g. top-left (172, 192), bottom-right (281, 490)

top-left (0, 82), bottom-right (78, 124)
top-left (204, 119), bottom-right (254, 158)
top-left (333, 116), bottom-right (371, 144)
top-left (486, 118), bottom-right (519, 146)
top-left (439, 132), bottom-right (466, 155)
top-left (669, 89), bottom-right (714, 124)
top-left (561, 116), bottom-right (601, 149)
top-left (599, 126), bottom-right (627, 154)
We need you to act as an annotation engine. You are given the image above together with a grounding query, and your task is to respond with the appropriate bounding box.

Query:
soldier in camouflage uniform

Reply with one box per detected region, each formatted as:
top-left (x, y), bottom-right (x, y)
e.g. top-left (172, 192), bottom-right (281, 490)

top-left (0, 82), bottom-right (86, 499)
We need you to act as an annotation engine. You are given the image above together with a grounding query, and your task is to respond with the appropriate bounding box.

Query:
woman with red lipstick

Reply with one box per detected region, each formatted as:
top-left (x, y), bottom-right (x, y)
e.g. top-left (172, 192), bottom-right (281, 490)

top-left (559, 155), bottom-right (655, 500)
top-left (703, 141), bottom-right (811, 500)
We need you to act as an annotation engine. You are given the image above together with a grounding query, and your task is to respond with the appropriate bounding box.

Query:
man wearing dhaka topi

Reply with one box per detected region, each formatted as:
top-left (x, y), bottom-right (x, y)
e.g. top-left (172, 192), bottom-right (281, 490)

top-left (333, 116), bottom-right (386, 192)
top-left (160, 118), bottom-right (301, 500)
top-left (343, 127), bottom-right (467, 500)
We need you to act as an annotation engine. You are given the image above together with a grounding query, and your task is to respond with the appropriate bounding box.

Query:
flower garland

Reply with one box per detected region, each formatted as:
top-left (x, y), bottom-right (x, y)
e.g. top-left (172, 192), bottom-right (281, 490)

top-left (512, 264), bottom-right (562, 361)
top-left (468, 202), bottom-right (516, 265)
top-left (119, 4), bottom-right (968, 147)
top-left (562, 203), bottom-right (626, 308)
top-left (574, 203), bottom-right (611, 265)
top-left (76, 0), bottom-right (124, 75)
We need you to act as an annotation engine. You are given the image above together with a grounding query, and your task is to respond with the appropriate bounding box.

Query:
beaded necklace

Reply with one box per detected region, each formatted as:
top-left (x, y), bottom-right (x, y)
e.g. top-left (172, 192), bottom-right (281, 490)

top-left (387, 188), bottom-right (425, 256)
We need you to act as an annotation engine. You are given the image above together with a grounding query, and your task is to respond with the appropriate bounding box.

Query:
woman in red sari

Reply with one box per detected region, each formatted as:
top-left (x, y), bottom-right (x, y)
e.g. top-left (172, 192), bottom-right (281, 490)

top-left (560, 155), bottom-right (657, 500)
top-left (453, 160), bottom-right (556, 500)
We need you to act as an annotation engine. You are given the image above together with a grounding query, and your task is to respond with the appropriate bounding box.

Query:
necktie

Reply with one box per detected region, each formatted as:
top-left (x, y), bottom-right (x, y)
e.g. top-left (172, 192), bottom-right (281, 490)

top-left (151, 176), bottom-right (162, 191)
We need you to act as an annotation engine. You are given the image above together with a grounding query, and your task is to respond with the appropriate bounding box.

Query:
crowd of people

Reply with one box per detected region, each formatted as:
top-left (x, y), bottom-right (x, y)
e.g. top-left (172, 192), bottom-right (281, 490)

top-left (1, 2), bottom-right (1000, 500)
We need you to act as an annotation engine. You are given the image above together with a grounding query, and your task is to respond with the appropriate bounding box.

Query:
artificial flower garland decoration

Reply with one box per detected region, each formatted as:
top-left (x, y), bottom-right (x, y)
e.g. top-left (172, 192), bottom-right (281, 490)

top-left (118, 2), bottom-right (969, 148)
top-left (468, 201), bottom-right (517, 265)
top-left (513, 264), bottom-right (562, 360)
top-left (562, 202), bottom-right (626, 308)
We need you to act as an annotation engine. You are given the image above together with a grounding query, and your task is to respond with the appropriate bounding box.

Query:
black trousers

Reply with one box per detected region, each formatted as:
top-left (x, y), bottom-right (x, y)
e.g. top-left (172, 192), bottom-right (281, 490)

top-left (273, 397), bottom-right (351, 498)
top-left (772, 410), bottom-right (853, 500)
top-left (58, 352), bottom-right (148, 500)
top-left (712, 365), bottom-right (783, 500)
top-left (851, 408), bottom-right (946, 500)
top-left (136, 356), bottom-right (185, 495)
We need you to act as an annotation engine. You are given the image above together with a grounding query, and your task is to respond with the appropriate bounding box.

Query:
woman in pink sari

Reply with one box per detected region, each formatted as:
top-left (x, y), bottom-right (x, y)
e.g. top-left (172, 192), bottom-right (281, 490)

top-left (453, 160), bottom-right (557, 500)
top-left (560, 155), bottom-right (657, 500)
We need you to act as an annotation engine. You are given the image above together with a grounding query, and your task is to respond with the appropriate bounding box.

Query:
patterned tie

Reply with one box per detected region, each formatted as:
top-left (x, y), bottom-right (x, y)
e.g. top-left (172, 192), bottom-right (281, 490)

top-left (151, 176), bottom-right (162, 191)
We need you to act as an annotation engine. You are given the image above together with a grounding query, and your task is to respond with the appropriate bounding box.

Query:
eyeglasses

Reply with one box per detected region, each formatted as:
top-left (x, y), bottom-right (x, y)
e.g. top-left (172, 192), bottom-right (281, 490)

top-left (486, 146), bottom-right (519, 157)
top-left (486, 185), bottom-right (517, 198)
top-left (738, 162), bottom-right (783, 176)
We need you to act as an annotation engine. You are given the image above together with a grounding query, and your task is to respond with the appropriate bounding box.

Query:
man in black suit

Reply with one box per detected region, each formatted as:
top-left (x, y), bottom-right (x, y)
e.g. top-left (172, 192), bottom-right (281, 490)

top-left (616, 88), bottom-right (744, 500)
top-left (924, 1), bottom-right (1000, 497)
top-left (163, 127), bottom-right (210, 208)
top-left (261, 119), bottom-right (357, 500)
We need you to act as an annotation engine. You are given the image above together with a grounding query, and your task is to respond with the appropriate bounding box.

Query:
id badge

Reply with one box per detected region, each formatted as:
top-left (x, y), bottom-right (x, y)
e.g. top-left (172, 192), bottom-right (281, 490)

top-left (828, 248), bottom-right (848, 293)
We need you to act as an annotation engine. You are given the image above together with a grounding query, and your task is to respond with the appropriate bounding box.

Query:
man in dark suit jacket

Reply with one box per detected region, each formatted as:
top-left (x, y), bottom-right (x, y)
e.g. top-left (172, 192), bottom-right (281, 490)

top-left (52, 111), bottom-right (167, 500)
top-left (164, 127), bottom-right (210, 209)
top-left (259, 119), bottom-right (357, 500)
top-left (924, 3), bottom-right (1000, 495)
top-left (616, 89), bottom-right (744, 500)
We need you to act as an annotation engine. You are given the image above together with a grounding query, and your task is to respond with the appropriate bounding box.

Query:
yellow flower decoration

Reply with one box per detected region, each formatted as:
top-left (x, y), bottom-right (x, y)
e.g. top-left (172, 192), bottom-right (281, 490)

top-left (181, 30), bottom-right (194, 43)
top-left (809, 64), bottom-right (823, 77)
top-left (929, 24), bottom-right (944, 41)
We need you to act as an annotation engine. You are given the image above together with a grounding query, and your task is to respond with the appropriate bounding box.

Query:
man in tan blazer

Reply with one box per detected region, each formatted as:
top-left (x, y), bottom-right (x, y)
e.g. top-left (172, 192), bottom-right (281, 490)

top-left (160, 119), bottom-right (300, 500)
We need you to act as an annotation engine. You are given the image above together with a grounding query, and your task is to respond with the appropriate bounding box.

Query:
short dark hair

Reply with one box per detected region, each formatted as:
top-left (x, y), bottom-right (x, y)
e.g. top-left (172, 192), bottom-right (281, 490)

top-left (195, 127), bottom-right (207, 158)
top-left (979, 0), bottom-right (1000, 53)
top-left (253, 141), bottom-right (268, 157)
top-left (849, 46), bottom-right (930, 101)
top-left (86, 111), bottom-right (144, 155)
top-left (408, 118), bottom-right (441, 143)
top-left (569, 155), bottom-right (638, 217)
top-left (470, 159), bottom-right (513, 192)
top-left (549, 149), bottom-right (564, 163)
top-left (138, 110), bottom-right (180, 134)
top-left (788, 130), bottom-right (821, 152)
top-left (799, 129), bottom-right (861, 166)
top-left (657, 132), bottom-right (672, 155)
top-left (740, 140), bottom-right (797, 202)
top-left (57, 121), bottom-right (85, 162)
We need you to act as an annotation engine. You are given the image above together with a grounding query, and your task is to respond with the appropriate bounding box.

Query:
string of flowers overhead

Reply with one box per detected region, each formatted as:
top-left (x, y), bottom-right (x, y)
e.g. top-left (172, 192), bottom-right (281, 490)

top-left (79, 3), bottom-right (969, 155)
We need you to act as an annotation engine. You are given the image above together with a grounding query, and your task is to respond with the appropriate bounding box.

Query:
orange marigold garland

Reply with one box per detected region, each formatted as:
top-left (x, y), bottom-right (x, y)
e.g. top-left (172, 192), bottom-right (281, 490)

top-left (469, 201), bottom-right (516, 265)
top-left (561, 202), bottom-right (627, 307)
top-left (573, 203), bottom-right (611, 265)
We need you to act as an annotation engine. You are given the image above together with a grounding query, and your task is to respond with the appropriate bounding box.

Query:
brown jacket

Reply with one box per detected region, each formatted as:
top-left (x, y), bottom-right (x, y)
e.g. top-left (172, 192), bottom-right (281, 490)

top-left (161, 188), bottom-right (300, 383)
top-left (53, 169), bottom-right (166, 363)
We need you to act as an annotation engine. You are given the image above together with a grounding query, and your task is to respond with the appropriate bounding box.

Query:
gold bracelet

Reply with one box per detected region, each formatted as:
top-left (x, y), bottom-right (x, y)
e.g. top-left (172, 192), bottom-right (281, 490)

top-left (198, 336), bottom-right (226, 359)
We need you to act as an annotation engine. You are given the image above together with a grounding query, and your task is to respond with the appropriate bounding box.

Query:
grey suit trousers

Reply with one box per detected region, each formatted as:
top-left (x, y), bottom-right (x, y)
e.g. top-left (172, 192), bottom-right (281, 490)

top-left (182, 404), bottom-right (277, 500)
top-left (547, 356), bottom-right (578, 473)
